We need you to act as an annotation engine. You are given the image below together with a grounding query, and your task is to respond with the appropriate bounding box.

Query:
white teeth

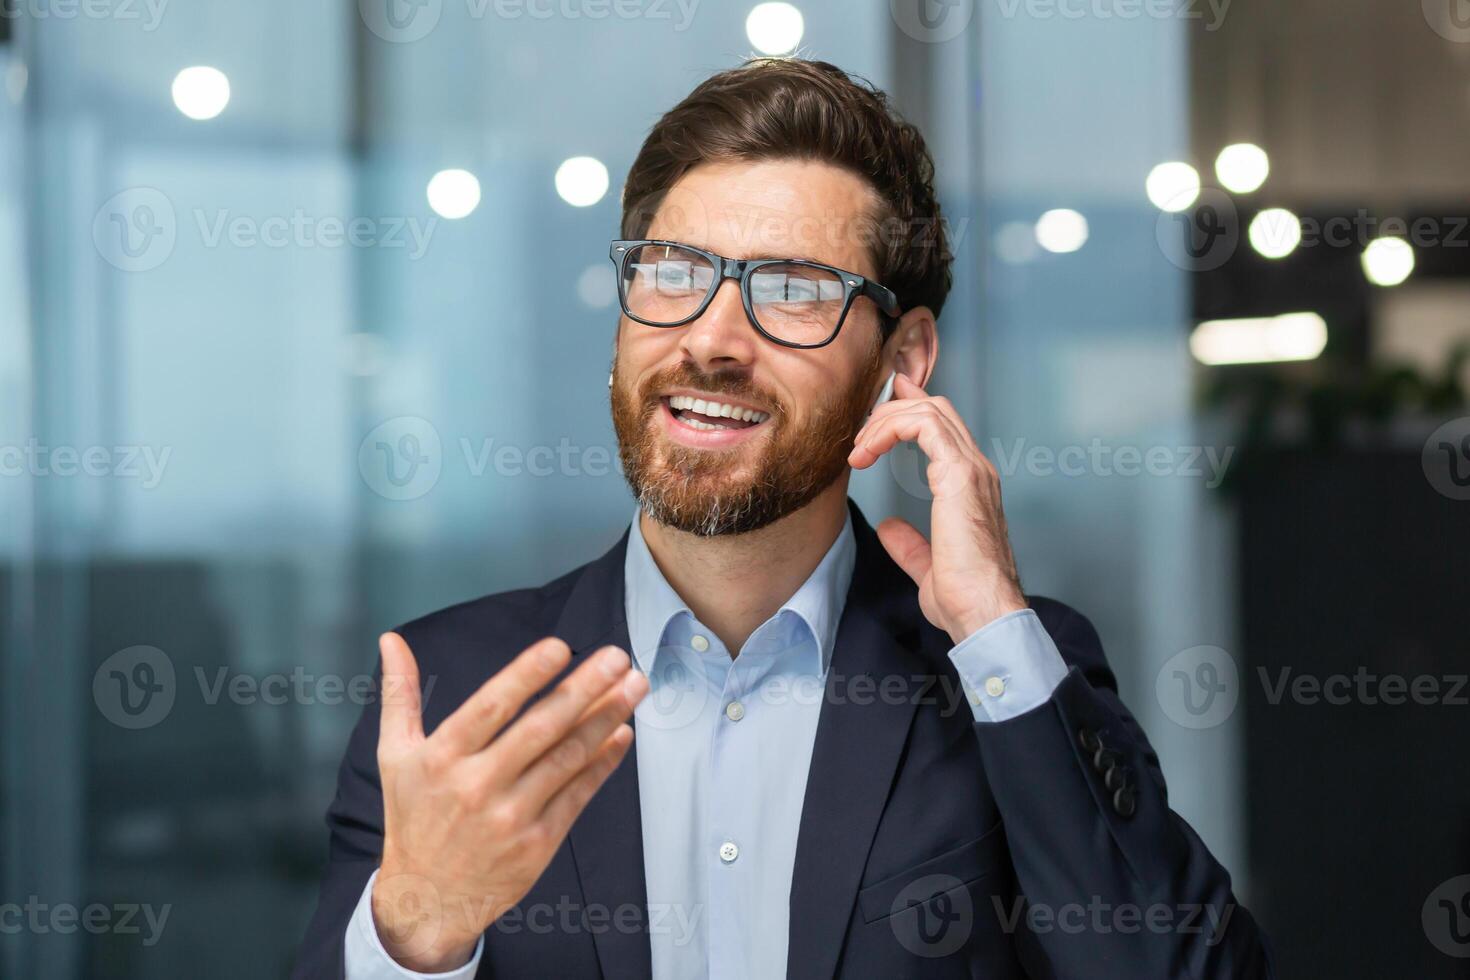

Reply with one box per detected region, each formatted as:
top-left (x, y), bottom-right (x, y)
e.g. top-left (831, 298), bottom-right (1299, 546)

top-left (667, 394), bottom-right (769, 424)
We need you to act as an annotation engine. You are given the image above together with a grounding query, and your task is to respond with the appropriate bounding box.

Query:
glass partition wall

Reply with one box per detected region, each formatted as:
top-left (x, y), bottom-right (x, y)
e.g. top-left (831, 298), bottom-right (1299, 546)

top-left (1, 5), bottom-right (1231, 975)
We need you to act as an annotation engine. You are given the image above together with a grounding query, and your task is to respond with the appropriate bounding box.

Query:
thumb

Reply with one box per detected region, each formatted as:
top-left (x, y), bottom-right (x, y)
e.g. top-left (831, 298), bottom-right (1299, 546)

top-left (378, 631), bottom-right (425, 746)
top-left (876, 517), bottom-right (933, 586)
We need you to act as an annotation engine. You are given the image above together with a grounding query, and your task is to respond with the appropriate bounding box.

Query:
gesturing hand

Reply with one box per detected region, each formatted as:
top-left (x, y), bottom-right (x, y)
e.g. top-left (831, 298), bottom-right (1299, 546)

top-left (371, 632), bottom-right (648, 972)
top-left (847, 373), bottom-right (1027, 644)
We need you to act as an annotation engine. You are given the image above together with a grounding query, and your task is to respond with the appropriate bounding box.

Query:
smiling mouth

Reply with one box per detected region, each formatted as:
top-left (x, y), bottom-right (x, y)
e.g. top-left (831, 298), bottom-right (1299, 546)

top-left (662, 394), bottom-right (771, 432)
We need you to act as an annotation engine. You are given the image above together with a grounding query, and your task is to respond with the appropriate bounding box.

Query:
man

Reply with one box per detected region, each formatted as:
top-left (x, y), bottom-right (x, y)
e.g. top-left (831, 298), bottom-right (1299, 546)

top-left (294, 58), bottom-right (1270, 978)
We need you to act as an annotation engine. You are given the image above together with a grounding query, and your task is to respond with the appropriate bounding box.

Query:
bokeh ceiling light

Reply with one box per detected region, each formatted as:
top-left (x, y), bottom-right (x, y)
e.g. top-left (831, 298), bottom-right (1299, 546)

top-left (1214, 143), bottom-right (1270, 194)
top-left (1190, 312), bottom-right (1328, 366)
top-left (746, 2), bottom-right (805, 55)
top-left (1145, 162), bottom-right (1200, 212)
top-left (554, 156), bottom-right (610, 208)
top-left (1034, 209), bottom-right (1089, 254)
top-left (1361, 236), bottom-right (1415, 286)
top-left (171, 66), bottom-right (230, 120)
top-left (426, 169), bottom-right (482, 219)
top-left (1247, 208), bottom-right (1301, 259)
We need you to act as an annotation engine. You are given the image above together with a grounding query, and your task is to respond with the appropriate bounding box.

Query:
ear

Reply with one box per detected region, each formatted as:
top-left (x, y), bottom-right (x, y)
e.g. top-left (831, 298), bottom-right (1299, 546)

top-left (885, 306), bottom-right (939, 389)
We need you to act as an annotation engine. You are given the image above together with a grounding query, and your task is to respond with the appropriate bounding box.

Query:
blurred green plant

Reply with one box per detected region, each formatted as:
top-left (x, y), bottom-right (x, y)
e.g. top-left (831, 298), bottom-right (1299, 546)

top-left (1198, 341), bottom-right (1469, 490)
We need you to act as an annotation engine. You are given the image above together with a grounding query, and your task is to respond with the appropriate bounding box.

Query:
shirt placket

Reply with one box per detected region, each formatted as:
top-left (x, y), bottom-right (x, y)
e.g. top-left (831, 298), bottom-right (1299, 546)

top-left (702, 627), bottom-right (762, 980)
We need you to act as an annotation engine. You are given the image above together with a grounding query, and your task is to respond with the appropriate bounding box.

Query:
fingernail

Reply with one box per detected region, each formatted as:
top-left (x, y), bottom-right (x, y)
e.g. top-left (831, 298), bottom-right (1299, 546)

top-left (599, 646), bottom-right (629, 678)
top-left (622, 669), bottom-right (649, 703)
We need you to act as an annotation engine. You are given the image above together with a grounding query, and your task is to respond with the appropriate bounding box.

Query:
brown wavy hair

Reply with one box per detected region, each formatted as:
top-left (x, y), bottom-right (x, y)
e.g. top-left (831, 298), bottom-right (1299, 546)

top-left (619, 58), bottom-right (954, 324)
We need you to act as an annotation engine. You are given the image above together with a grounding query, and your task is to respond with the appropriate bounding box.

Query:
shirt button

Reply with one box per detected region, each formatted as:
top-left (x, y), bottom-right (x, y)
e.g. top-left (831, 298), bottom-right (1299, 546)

top-left (690, 634), bottom-right (710, 653)
top-left (719, 841), bottom-right (739, 864)
top-left (984, 676), bottom-right (1006, 698)
top-left (724, 700), bottom-right (745, 722)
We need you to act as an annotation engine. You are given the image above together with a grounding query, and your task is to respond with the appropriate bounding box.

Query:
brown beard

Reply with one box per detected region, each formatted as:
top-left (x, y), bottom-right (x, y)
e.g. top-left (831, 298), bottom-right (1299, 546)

top-left (611, 344), bottom-right (884, 537)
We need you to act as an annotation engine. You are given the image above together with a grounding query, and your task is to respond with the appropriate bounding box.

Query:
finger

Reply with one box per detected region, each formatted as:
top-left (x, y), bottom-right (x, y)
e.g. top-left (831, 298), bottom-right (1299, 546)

top-left (905, 392), bottom-right (979, 452)
top-left (858, 377), bottom-right (928, 428)
top-left (431, 636), bottom-right (572, 756)
top-left (378, 632), bottom-right (425, 747)
top-left (875, 517), bottom-right (934, 586)
top-left (513, 669), bottom-right (648, 808)
top-left (853, 400), bottom-right (951, 445)
top-left (859, 380), bottom-right (980, 454)
top-left (849, 404), bottom-right (968, 470)
top-left (537, 724), bottom-right (635, 838)
top-left (893, 372), bottom-right (926, 398)
top-left (490, 645), bottom-right (632, 777)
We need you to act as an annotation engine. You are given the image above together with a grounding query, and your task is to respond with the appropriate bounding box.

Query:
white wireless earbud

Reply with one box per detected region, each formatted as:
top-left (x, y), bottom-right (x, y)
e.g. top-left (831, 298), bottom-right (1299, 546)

top-left (869, 370), bottom-right (897, 414)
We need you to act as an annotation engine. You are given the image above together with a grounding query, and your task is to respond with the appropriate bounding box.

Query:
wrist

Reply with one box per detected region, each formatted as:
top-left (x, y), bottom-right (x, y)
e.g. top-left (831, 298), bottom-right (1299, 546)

top-left (950, 594), bottom-right (1027, 643)
top-left (371, 865), bottom-right (479, 973)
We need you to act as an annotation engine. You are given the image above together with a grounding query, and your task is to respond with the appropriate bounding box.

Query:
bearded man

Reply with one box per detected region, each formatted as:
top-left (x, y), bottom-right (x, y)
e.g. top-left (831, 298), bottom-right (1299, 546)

top-left (294, 58), bottom-right (1271, 980)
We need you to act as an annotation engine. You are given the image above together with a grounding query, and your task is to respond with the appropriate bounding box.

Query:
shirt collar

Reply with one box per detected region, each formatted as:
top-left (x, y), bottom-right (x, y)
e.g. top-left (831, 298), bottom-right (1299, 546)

top-left (623, 507), bottom-right (856, 677)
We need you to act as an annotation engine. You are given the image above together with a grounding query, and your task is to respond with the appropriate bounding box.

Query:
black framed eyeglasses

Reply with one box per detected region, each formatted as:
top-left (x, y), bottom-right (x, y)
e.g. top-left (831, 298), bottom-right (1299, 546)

top-left (609, 239), bottom-right (901, 350)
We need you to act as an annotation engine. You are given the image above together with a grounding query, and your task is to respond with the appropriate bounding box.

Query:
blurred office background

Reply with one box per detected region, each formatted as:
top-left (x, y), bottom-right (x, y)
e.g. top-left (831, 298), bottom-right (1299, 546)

top-left (2, 0), bottom-right (1468, 976)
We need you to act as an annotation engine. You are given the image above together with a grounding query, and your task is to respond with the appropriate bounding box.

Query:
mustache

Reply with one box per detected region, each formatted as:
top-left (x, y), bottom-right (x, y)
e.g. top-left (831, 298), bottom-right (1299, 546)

top-left (639, 367), bottom-right (783, 417)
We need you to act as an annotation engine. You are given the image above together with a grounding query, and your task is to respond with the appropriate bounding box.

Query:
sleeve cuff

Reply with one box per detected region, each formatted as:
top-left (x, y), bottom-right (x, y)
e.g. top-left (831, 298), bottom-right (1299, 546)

top-left (344, 869), bottom-right (484, 980)
top-left (948, 608), bottom-right (1069, 723)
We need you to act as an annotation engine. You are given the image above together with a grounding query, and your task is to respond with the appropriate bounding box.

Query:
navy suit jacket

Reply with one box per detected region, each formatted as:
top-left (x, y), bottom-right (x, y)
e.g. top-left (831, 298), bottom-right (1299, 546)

top-left (294, 500), bottom-right (1271, 978)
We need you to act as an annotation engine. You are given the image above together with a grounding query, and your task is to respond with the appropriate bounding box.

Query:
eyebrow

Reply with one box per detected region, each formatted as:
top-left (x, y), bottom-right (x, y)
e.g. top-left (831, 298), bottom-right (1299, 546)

top-left (654, 240), bottom-right (836, 267)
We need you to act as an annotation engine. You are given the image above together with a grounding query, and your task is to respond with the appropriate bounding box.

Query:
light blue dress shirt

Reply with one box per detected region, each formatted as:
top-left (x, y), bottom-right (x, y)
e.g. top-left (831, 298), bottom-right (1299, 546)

top-left (344, 508), bottom-right (1070, 979)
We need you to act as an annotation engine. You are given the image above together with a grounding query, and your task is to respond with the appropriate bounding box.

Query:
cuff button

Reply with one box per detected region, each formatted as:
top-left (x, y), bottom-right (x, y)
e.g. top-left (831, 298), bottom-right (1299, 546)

top-left (1112, 786), bottom-right (1137, 818)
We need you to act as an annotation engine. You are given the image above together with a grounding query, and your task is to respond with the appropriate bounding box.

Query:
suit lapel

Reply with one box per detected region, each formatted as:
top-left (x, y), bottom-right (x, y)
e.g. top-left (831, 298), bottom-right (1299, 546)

top-left (786, 503), bottom-right (927, 980)
top-left (555, 529), bottom-right (654, 980)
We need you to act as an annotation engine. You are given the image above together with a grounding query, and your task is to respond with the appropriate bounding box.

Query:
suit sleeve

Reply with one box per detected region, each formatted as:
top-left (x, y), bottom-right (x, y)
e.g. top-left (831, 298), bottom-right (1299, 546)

top-left (964, 599), bottom-right (1273, 979)
top-left (291, 668), bottom-right (390, 979)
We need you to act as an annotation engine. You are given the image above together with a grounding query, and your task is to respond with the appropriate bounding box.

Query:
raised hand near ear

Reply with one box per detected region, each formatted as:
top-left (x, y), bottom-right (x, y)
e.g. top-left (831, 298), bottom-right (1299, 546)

top-left (847, 373), bottom-right (1026, 644)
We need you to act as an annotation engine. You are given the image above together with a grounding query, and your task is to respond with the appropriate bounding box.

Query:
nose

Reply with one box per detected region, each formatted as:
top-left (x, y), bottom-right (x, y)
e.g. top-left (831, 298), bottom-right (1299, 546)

top-left (677, 277), bottom-right (758, 374)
